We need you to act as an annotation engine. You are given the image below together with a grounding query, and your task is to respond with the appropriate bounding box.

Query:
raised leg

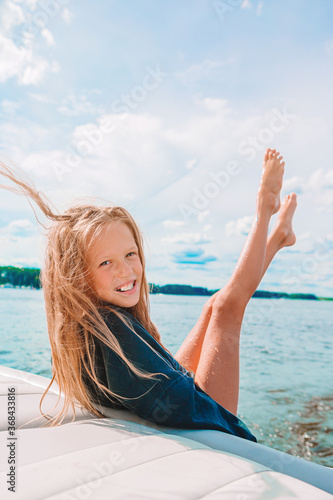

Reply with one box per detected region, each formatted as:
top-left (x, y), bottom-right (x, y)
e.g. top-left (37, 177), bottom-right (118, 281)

top-left (262, 192), bottom-right (297, 276)
top-left (174, 221), bottom-right (288, 383)
top-left (174, 194), bottom-right (296, 376)
top-left (176, 166), bottom-right (297, 377)
top-left (175, 149), bottom-right (297, 415)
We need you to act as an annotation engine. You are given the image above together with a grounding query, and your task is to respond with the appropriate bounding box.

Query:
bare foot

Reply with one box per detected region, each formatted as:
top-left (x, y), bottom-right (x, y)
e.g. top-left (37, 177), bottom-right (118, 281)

top-left (257, 148), bottom-right (285, 214)
top-left (271, 192), bottom-right (297, 248)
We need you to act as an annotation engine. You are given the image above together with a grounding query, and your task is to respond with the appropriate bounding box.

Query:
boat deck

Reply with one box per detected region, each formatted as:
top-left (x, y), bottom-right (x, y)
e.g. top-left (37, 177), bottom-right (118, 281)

top-left (0, 365), bottom-right (332, 499)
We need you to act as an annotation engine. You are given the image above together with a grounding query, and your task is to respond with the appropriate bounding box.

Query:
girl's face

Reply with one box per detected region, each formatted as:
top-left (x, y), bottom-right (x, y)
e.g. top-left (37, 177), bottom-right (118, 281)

top-left (86, 221), bottom-right (143, 308)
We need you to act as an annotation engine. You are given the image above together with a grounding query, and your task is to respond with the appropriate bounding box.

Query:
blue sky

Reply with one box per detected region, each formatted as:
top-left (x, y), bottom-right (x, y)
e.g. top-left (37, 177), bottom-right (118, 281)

top-left (0, 0), bottom-right (333, 296)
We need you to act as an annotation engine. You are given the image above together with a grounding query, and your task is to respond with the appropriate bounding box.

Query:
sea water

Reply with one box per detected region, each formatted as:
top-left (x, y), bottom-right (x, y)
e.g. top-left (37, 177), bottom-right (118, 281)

top-left (0, 288), bottom-right (332, 466)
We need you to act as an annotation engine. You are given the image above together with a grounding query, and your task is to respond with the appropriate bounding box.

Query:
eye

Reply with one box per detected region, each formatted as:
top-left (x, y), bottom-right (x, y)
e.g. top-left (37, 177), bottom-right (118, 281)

top-left (100, 260), bottom-right (111, 267)
top-left (127, 252), bottom-right (136, 257)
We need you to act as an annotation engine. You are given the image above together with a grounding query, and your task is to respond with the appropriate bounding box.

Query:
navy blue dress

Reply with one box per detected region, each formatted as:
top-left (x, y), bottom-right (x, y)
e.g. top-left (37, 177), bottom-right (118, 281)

top-left (84, 305), bottom-right (257, 442)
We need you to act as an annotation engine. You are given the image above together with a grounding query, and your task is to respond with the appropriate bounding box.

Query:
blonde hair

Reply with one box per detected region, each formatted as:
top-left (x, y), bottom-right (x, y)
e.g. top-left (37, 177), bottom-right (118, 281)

top-left (0, 157), bottom-right (167, 427)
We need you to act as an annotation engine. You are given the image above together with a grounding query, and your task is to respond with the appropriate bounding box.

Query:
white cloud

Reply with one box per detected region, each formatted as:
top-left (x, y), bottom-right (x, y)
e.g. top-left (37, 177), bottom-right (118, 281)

top-left (41, 28), bottom-right (55, 46)
top-left (241, 0), bottom-right (263, 14)
top-left (283, 175), bottom-right (304, 193)
top-left (282, 169), bottom-right (333, 197)
top-left (256, 1), bottom-right (264, 15)
top-left (308, 168), bottom-right (333, 191)
top-left (0, 118), bottom-right (63, 167)
top-left (198, 210), bottom-right (210, 222)
top-left (201, 97), bottom-right (230, 113)
top-left (316, 193), bottom-right (333, 212)
top-left (6, 219), bottom-right (36, 235)
top-left (225, 215), bottom-right (253, 238)
top-left (0, 99), bottom-right (20, 115)
top-left (58, 94), bottom-right (105, 117)
top-left (241, 0), bottom-right (252, 9)
top-left (0, 33), bottom-right (59, 86)
top-left (163, 220), bottom-right (186, 229)
top-left (0, 0), bottom-right (67, 86)
top-left (61, 7), bottom-right (74, 25)
top-left (185, 158), bottom-right (197, 170)
top-left (0, 1), bottom-right (25, 32)
top-left (161, 232), bottom-right (211, 245)
top-left (23, 0), bottom-right (39, 9)
top-left (0, 231), bottom-right (42, 266)
top-left (1, 96), bottom-right (333, 293)
top-left (176, 58), bottom-right (236, 87)
top-left (20, 149), bottom-right (74, 180)
top-left (162, 97), bottom-right (234, 157)
top-left (0, 34), bottom-right (27, 82)
top-left (28, 92), bottom-right (57, 104)
top-left (21, 59), bottom-right (59, 85)
top-left (0, 217), bottom-right (41, 266)
top-left (0, 255), bottom-right (41, 268)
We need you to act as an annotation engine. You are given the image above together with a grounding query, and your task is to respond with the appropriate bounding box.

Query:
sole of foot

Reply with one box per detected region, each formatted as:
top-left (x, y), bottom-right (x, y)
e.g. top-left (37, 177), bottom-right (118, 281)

top-left (260, 148), bottom-right (285, 215)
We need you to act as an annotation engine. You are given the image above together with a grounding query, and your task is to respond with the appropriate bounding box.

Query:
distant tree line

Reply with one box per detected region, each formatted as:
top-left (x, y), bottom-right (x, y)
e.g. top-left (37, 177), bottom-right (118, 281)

top-left (149, 283), bottom-right (216, 296)
top-left (149, 283), bottom-right (319, 300)
top-left (0, 266), bottom-right (321, 300)
top-left (252, 290), bottom-right (318, 300)
top-left (0, 266), bottom-right (41, 289)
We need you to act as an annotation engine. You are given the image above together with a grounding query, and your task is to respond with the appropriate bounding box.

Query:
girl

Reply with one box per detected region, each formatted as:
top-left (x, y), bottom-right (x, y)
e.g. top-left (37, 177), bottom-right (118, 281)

top-left (0, 148), bottom-right (297, 442)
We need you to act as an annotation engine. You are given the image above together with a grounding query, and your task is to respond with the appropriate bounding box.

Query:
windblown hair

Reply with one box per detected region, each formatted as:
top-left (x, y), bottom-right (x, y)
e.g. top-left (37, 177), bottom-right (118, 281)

top-left (0, 157), bottom-right (167, 427)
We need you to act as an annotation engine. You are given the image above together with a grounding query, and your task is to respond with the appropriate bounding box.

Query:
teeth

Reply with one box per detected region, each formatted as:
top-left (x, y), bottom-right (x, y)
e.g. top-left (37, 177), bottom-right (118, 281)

top-left (116, 280), bottom-right (135, 292)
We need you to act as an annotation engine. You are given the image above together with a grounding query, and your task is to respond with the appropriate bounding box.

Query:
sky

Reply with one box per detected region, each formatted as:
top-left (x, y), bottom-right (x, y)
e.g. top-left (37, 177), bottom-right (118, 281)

top-left (0, 0), bottom-right (333, 296)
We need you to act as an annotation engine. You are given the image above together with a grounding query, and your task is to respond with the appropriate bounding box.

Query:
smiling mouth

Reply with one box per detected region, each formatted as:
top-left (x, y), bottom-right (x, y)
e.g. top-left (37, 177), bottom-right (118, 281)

top-left (114, 280), bottom-right (136, 292)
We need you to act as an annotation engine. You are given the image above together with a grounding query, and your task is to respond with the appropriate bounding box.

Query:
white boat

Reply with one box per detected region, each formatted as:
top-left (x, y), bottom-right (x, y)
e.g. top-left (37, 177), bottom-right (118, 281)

top-left (0, 364), bottom-right (332, 499)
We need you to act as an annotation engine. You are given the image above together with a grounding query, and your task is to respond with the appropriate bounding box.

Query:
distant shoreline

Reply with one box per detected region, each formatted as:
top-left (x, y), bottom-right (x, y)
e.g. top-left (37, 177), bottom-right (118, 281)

top-left (149, 284), bottom-right (333, 301)
top-left (1, 265), bottom-right (332, 300)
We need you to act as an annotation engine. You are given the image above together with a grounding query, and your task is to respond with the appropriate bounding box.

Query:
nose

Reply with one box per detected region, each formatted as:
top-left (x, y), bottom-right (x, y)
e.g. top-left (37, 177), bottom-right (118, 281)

top-left (116, 258), bottom-right (133, 277)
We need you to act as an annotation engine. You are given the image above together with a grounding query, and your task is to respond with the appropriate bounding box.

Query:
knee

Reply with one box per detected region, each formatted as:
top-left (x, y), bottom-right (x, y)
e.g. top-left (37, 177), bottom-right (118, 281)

top-left (204, 294), bottom-right (217, 311)
top-left (212, 290), bottom-right (246, 319)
